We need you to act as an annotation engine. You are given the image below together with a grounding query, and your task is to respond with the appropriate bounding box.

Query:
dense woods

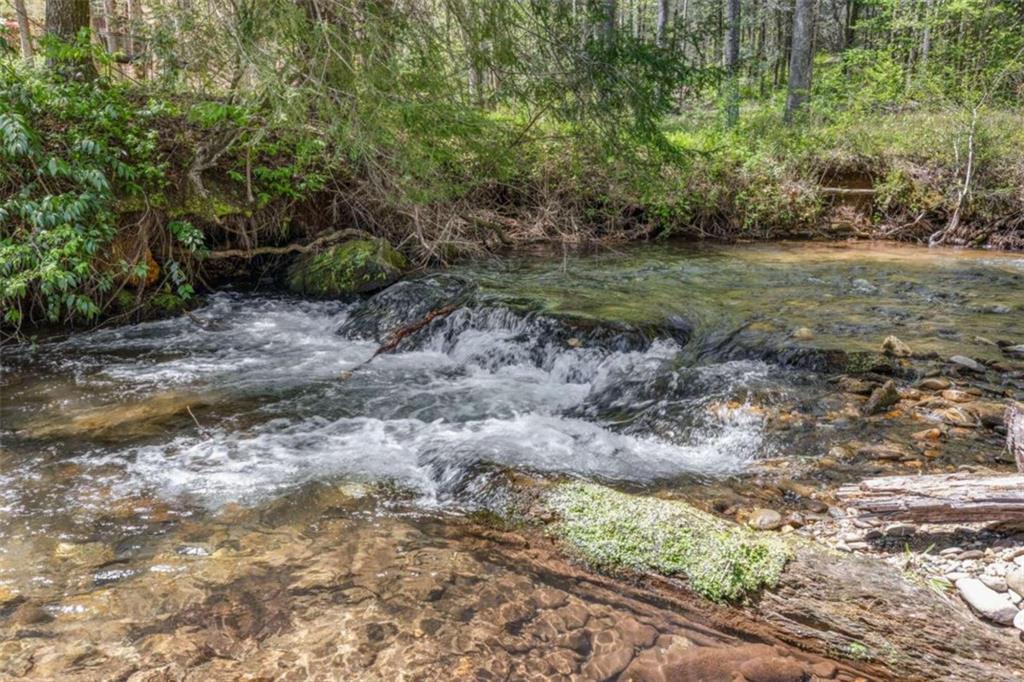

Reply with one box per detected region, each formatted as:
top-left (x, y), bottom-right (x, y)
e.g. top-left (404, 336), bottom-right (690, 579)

top-left (1, 0), bottom-right (1023, 331)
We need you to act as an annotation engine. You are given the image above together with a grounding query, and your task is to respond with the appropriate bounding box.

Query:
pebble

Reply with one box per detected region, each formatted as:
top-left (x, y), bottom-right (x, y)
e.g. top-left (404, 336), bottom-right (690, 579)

top-left (747, 508), bottom-right (783, 531)
top-left (958, 549), bottom-right (985, 560)
top-left (956, 578), bottom-right (1019, 624)
top-left (1008, 567), bottom-right (1024, 595)
top-left (939, 547), bottom-right (962, 556)
top-left (949, 355), bottom-right (986, 373)
top-left (1015, 609), bottom-right (1024, 633)
top-left (885, 524), bottom-right (917, 537)
top-left (863, 380), bottom-right (900, 415)
top-left (979, 575), bottom-right (1008, 592)
top-left (881, 335), bottom-right (912, 358)
top-left (791, 327), bottom-right (815, 341)
top-left (918, 377), bottom-right (952, 391)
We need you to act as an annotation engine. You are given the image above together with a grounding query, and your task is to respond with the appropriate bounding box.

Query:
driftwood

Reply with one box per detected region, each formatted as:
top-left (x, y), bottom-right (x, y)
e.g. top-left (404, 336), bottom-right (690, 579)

top-left (203, 228), bottom-right (373, 259)
top-left (373, 304), bottom-right (459, 357)
top-left (1008, 401), bottom-right (1024, 472)
top-left (339, 304), bottom-right (461, 381)
top-left (837, 472), bottom-right (1024, 522)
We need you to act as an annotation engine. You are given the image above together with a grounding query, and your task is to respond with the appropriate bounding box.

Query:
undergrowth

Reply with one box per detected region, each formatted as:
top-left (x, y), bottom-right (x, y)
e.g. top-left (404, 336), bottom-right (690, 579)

top-left (2, 42), bottom-right (1023, 336)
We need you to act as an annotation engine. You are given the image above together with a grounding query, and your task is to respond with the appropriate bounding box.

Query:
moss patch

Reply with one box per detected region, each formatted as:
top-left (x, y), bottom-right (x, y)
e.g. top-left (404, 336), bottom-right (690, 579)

top-left (548, 482), bottom-right (791, 603)
top-left (288, 239), bottom-right (408, 296)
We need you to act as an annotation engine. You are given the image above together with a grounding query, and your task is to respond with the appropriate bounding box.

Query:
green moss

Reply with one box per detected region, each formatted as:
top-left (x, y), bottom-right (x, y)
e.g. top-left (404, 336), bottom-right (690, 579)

top-left (548, 482), bottom-right (791, 603)
top-left (168, 192), bottom-right (252, 222)
top-left (288, 239), bottom-right (408, 296)
top-left (148, 292), bottom-right (188, 314)
top-left (844, 351), bottom-right (896, 375)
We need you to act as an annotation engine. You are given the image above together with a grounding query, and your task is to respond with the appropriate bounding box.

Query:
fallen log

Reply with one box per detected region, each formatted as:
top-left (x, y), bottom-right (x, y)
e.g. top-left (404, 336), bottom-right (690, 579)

top-left (837, 472), bottom-right (1024, 522)
top-left (1008, 401), bottom-right (1024, 472)
top-left (542, 482), bottom-right (1024, 682)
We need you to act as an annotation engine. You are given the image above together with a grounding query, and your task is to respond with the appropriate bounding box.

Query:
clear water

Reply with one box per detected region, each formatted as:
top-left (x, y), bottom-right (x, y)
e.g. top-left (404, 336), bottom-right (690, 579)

top-left (1, 241), bottom-right (1022, 680)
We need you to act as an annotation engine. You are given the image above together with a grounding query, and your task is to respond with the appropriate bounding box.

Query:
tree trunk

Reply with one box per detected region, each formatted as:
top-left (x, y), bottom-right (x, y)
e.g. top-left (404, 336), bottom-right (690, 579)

top-left (724, 0), bottom-right (740, 126)
top-left (44, 0), bottom-right (96, 78)
top-left (837, 472), bottom-right (1024, 522)
top-left (602, 0), bottom-right (617, 48)
top-left (656, 0), bottom-right (669, 48)
top-left (784, 0), bottom-right (814, 123)
top-left (14, 0), bottom-right (34, 63)
top-left (101, 0), bottom-right (121, 54)
top-left (127, 0), bottom-right (145, 78)
top-left (45, 0), bottom-right (90, 42)
top-left (920, 0), bottom-right (932, 66)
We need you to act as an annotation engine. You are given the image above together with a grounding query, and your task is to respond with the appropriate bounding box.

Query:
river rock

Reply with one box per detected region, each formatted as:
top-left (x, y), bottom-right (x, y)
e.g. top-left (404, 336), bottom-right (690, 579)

top-left (747, 508), bottom-right (783, 531)
top-left (836, 376), bottom-right (876, 396)
top-left (918, 377), bottom-right (952, 391)
top-left (863, 380), bottom-right (900, 415)
top-left (1008, 567), bottom-right (1024, 596)
top-left (912, 427), bottom-right (943, 441)
top-left (791, 327), bottom-right (815, 341)
top-left (53, 541), bottom-right (115, 567)
top-left (980, 575), bottom-right (1008, 592)
top-left (1015, 609), bottom-right (1024, 634)
top-left (288, 239), bottom-right (408, 296)
top-left (965, 401), bottom-right (1007, 428)
top-left (956, 578), bottom-right (1019, 624)
top-left (930, 406), bottom-right (979, 428)
top-left (950, 355), bottom-right (986, 373)
top-left (881, 335), bottom-right (912, 357)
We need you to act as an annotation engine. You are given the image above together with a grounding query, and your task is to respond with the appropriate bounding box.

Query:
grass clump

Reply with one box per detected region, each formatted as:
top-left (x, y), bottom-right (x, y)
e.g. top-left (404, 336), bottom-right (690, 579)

top-left (548, 482), bottom-right (790, 603)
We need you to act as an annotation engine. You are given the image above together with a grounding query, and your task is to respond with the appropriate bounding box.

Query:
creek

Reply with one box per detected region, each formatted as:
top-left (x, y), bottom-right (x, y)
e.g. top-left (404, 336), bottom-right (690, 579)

top-left (2, 242), bottom-right (1023, 680)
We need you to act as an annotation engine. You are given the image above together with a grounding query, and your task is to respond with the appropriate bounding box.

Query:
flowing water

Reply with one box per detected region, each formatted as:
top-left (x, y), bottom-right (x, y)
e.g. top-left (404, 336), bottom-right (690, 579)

top-left (1, 242), bottom-right (1023, 680)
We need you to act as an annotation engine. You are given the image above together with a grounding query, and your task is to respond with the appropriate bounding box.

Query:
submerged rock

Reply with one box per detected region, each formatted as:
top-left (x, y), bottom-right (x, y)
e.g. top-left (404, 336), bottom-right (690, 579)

top-left (288, 239), bottom-right (408, 296)
top-left (918, 377), bottom-right (952, 391)
top-left (950, 355), bottom-right (986, 373)
top-left (863, 380), bottom-right (900, 415)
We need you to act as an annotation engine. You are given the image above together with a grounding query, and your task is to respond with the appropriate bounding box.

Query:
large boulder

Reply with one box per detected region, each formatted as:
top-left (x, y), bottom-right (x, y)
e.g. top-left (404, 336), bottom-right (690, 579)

top-left (288, 239), bottom-right (408, 297)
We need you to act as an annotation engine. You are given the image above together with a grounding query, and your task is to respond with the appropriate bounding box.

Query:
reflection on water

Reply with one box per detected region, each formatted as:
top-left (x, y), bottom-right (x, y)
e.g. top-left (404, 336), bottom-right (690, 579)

top-left (1, 241), bottom-right (1022, 679)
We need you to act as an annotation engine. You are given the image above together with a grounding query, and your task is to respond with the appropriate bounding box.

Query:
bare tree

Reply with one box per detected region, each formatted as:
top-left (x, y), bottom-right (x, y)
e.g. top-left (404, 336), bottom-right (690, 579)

top-left (724, 0), bottom-right (740, 125)
top-left (13, 0), bottom-right (33, 63)
top-left (784, 0), bottom-right (814, 122)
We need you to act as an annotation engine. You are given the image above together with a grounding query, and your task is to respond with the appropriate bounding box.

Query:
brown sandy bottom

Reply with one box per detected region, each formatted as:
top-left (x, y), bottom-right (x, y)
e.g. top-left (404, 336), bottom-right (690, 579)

top-left (0, 486), bottom-right (857, 682)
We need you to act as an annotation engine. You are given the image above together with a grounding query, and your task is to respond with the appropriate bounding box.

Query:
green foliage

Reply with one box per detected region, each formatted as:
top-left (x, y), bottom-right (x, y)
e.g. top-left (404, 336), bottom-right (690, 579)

top-left (0, 56), bottom-right (169, 328)
top-left (548, 482), bottom-right (791, 603)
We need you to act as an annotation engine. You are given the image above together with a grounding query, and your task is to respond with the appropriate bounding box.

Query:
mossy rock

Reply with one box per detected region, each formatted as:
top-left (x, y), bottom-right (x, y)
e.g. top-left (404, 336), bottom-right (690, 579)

top-left (288, 239), bottom-right (408, 297)
top-left (548, 483), bottom-right (791, 603)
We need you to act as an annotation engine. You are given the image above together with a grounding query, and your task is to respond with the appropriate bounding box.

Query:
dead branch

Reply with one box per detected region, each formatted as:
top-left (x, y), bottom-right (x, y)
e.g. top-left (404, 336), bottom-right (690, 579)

top-left (202, 228), bottom-right (373, 259)
top-left (372, 304), bottom-right (459, 358)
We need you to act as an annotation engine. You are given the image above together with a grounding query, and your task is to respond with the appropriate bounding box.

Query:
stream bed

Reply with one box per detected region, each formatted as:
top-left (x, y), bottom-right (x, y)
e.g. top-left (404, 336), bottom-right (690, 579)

top-left (2, 242), bottom-right (1023, 680)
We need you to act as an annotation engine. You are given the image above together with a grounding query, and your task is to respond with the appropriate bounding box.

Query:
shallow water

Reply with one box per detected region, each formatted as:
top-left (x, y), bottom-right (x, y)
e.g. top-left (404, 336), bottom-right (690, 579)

top-left (1, 241), bottom-right (1022, 679)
